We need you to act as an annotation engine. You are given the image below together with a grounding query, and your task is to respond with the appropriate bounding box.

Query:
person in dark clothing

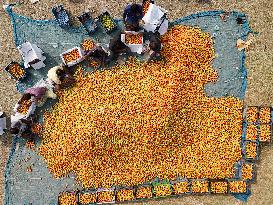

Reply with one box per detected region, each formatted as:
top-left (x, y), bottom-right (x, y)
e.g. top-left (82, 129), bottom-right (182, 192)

top-left (143, 31), bottom-right (162, 62)
top-left (109, 32), bottom-right (131, 63)
top-left (10, 116), bottom-right (35, 140)
top-left (123, 3), bottom-right (144, 31)
top-left (88, 46), bottom-right (110, 68)
top-left (55, 66), bottom-right (76, 91)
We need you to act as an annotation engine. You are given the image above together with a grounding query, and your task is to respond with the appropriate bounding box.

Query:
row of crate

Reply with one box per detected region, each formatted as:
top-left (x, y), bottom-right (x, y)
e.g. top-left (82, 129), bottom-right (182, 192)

top-left (244, 106), bottom-right (272, 124)
top-left (242, 106), bottom-right (273, 164)
top-left (3, 38), bottom-right (97, 82)
top-left (52, 4), bottom-right (117, 35)
top-left (59, 176), bottom-right (254, 205)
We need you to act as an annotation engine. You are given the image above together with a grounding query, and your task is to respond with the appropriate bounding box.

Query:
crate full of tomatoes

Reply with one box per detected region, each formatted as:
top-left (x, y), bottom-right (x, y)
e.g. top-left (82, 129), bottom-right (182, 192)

top-left (78, 190), bottom-right (97, 205)
top-left (61, 47), bottom-right (84, 67)
top-left (4, 61), bottom-right (26, 81)
top-left (124, 33), bottom-right (143, 45)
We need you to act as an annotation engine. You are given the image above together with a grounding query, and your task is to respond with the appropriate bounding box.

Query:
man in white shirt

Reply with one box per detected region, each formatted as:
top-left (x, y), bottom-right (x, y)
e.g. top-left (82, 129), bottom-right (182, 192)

top-left (47, 64), bottom-right (63, 85)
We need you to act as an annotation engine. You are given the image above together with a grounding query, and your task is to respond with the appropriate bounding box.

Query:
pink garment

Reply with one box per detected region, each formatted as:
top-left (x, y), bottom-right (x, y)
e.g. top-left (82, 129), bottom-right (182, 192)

top-left (25, 87), bottom-right (47, 99)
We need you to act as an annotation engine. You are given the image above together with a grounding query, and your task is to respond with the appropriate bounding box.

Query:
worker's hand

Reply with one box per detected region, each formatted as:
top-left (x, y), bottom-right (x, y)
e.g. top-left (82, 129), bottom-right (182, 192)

top-left (54, 84), bottom-right (61, 92)
top-left (139, 20), bottom-right (145, 26)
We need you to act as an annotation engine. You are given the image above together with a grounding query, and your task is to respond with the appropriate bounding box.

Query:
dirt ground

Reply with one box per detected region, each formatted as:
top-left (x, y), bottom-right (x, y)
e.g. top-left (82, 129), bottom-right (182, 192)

top-left (0, 0), bottom-right (273, 204)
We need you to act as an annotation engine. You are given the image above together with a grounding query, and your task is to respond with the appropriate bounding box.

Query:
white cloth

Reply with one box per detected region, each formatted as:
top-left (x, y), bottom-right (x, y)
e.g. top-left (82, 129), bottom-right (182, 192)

top-left (142, 4), bottom-right (168, 35)
top-left (29, 78), bottom-right (57, 105)
top-left (17, 42), bottom-right (46, 69)
top-left (35, 78), bottom-right (57, 99)
top-left (47, 65), bottom-right (62, 85)
top-left (0, 112), bottom-right (6, 135)
top-left (31, 56), bottom-right (46, 70)
top-left (142, 4), bottom-right (165, 24)
top-left (11, 113), bottom-right (25, 128)
top-left (157, 19), bottom-right (168, 35)
top-left (11, 113), bottom-right (28, 136)
top-left (35, 78), bottom-right (54, 89)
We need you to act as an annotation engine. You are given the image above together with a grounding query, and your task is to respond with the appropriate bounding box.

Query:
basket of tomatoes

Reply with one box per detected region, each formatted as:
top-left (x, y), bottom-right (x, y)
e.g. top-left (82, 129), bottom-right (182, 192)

top-left (116, 187), bottom-right (135, 202)
top-left (97, 188), bottom-right (115, 204)
top-left (58, 191), bottom-right (78, 205)
top-left (81, 39), bottom-right (97, 54)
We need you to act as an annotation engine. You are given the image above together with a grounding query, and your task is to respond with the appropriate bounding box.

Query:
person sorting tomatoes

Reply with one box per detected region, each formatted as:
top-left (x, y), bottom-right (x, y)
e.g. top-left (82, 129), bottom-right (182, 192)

top-left (47, 64), bottom-right (76, 92)
top-left (109, 31), bottom-right (131, 64)
top-left (10, 115), bottom-right (35, 142)
top-left (142, 31), bottom-right (162, 62)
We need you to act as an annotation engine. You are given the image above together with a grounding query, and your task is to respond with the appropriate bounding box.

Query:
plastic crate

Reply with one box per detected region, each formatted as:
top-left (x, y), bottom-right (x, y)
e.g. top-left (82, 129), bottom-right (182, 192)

top-left (228, 180), bottom-right (250, 194)
top-left (61, 47), bottom-right (84, 67)
top-left (190, 179), bottom-right (210, 195)
top-left (170, 178), bottom-right (191, 195)
top-left (97, 187), bottom-right (116, 204)
top-left (78, 12), bottom-right (97, 35)
top-left (52, 5), bottom-right (71, 28)
top-left (115, 186), bottom-right (136, 203)
top-left (58, 191), bottom-right (78, 205)
top-left (259, 124), bottom-right (272, 143)
top-left (209, 179), bottom-right (228, 194)
top-left (98, 11), bottom-right (117, 34)
top-left (245, 123), bottom-right (259, 141)
top-left (121, 31), bottom-right (144, 54)
top-left (135, 183), bottom-right (153, 200)
top-left (81, 39), bottom-right (97, 55)
top-left (243, 106), bottom-right (259, 124)
top-left (152, 180), bottom-right (173, 198)
top-left (4, 61), bottom-right (26, 81)
top-left (122, 32), bottom-right (143, 45)
top-left (243, 140), bottom-right (260, 161)
top-left (240, 162), bottom-right (256, 183)
top-left (78, 189), bottom-right (97, 205)
top-left (258, 106), bottom-right (272, 124)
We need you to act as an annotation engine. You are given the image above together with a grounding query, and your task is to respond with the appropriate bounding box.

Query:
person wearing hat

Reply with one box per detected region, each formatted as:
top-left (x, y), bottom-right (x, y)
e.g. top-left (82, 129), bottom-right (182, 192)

top-left (123, 3), bottom-right (144, 31)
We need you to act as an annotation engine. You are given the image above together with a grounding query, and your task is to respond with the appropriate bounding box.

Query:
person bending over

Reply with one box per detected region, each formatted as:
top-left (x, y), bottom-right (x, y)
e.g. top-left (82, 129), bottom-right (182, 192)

top-left (143, 31), bottom-right (162, 62)
top-left (47, 64), bottom-right (76, 92)
top-left (109, 32), bottom-right (131, 64)
top-left (88, 46), bottom-right (110, 69)
top-left (123, 3), bottom-right (144, 31)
